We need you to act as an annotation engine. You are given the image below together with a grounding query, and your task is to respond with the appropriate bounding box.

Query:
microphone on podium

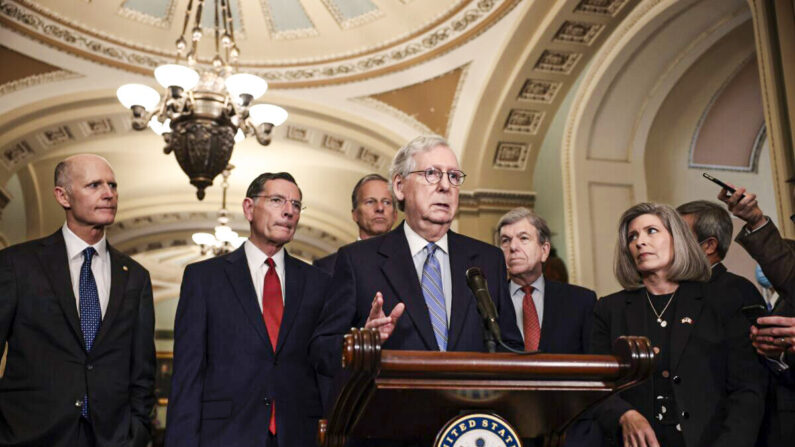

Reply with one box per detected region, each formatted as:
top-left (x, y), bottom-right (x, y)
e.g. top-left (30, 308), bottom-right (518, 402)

top-left (465, 266), bottom-right (539, 355)
top-left (466, 267), bottom-right (502, 352)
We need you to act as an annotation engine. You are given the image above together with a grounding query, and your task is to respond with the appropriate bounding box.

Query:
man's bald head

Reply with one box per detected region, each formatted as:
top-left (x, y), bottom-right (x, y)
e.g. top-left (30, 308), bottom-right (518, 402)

top-left (54, 154), bottom-right (112, 192)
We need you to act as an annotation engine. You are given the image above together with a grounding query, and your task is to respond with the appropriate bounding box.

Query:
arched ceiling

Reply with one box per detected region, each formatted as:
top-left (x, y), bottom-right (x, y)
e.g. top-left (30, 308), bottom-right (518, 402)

top-left (0, 0), bottom-right (642, 306)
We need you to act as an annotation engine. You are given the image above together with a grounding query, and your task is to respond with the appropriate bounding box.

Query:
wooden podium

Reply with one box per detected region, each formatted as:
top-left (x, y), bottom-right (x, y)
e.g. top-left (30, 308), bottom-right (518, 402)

top-left (318, 329), bottom-right (654, 447)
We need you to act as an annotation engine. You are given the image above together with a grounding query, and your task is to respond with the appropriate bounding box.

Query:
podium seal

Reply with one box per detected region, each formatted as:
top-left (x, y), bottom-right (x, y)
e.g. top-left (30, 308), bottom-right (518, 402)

top-left (434, 413), bottom-right (522, 447)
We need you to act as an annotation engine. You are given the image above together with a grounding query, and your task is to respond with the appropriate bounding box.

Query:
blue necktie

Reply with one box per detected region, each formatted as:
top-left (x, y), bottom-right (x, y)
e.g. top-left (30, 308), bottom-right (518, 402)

top-left (421, 243), bottom-right (447, 351)
top-left (79, 247), bottom-right (101, 418)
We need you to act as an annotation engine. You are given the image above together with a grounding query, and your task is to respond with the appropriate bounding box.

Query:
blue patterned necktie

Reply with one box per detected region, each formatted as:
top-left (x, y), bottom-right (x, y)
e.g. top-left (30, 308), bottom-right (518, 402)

top-left (79, 246), bottom-right (101, 418)
top-left (421, 243), bottom-right (448, 351)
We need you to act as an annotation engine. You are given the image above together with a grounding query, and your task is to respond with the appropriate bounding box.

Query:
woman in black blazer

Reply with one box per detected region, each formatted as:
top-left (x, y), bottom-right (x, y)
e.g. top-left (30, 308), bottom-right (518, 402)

top-left (591, 202), bottom-right (767, 447)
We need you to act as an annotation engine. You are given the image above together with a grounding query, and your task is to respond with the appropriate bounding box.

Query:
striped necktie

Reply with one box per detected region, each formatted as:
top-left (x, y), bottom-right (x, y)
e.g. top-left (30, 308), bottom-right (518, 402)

top-left (421, 243), bottom-right (448, 351)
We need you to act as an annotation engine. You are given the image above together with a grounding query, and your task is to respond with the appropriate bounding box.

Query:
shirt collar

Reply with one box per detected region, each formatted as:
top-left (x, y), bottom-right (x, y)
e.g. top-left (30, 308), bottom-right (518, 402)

top-left (403, 221), bottom-right (449, 257)
top-left (244, 240), bottom-right (285, 269)
top-left (510, 274), bottom-right (545, 296)
top-left (62, 223), bottom-right (107, 262)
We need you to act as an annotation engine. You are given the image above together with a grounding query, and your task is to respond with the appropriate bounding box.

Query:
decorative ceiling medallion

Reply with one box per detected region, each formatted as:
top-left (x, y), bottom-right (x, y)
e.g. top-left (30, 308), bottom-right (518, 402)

top-left (493, 141), bottom-right (529, 170)
top-left (518, 78), bottom-right (561, 103)
top-left (2, 141), bottom-right (35, 169)
top-left (553, 21), bottom-right (603, 45)
top-left (0, 70), bottom-right (81, 97)
top-left (534, 50), bottom-right (581, 74)
top-left (357, 147), bottom-right (384, 169)
top-left (81, 118), bottom-right (115, 136)
top-left (0, 0), bottom-right (520, 86)
top-left (574, 0), bottom-right (628, 16)
top-left (38, 125), bottom-right (74, 147)
top-left (322, 134), bottom-right (347, 153)
top-left (505, 109), bottom-right (544, 134)
top-left (321, 0), bottom-right (384, 30)
top-left (286, 126), bottom-right (310, 143)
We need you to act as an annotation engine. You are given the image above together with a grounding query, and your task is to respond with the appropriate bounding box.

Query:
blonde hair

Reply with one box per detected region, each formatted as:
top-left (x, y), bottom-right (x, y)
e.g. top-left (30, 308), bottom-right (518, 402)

top-left (614, 202), bottom-right (711, 290)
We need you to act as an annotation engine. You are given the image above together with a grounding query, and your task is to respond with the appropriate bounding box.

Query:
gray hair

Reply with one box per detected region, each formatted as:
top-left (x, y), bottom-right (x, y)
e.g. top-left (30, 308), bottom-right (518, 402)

top-left (351, 173), bottom-right (391, 210)
top-left (54, 160), bottom-right (71, 191)
top-left (388, 135), bottom-right (453, 211)
top-left (614, 202), bottom-right (711, 290)
top-left (496, 207), bottom-right (551, 245)
top-left (676, 200), bottom-right (732, 260)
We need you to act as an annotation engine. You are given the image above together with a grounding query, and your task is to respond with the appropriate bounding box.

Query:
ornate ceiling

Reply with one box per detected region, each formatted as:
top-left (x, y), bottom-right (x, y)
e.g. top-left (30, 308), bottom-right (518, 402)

top-left (0, 0), bottom-right (640, 306)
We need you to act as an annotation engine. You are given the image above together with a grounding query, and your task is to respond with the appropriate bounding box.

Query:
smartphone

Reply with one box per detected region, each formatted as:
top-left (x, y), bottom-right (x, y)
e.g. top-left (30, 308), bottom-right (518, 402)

top-left (703, 173), bottom-right (745, 198)
top-left (741, 304), bottom-right (776, 329)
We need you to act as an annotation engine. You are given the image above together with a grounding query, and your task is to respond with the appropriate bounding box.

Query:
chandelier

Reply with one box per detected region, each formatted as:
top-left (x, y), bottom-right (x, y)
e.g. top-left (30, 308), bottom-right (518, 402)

top-left (192, 164), bottom-right (246, 256)
top-left (116, 0), bottom-right (287, 200)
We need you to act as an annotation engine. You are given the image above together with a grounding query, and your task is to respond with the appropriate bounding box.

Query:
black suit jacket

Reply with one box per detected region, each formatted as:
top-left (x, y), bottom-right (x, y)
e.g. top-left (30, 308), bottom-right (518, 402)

top-left (313, 251), bottom-right (338, 276)
top-left (709, 263), bottom-right (765, 307)
top-left (0, 230), bottom-right (155, 447)
top-left (165, 246), bottom-right (332, 447)
top-left (590, 281), bottom-right (767, 447)
top-left (311, 222), bottom-right (523, 379)
top-left (535, 279), bottom-right (596, 354)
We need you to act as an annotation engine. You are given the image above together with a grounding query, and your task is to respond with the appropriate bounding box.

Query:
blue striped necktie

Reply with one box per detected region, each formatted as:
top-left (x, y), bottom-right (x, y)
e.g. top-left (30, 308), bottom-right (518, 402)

top-left (421, 243), bottom-right (448, 351)
top-left (79, 246), bottom-right (101, 419)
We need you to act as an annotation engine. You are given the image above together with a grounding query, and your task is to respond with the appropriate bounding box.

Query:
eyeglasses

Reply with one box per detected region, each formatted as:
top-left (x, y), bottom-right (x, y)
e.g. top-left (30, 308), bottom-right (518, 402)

top-left (407, 167), bottom-right (466, 186)
top-left (251, 194), bottom-right (305, 213)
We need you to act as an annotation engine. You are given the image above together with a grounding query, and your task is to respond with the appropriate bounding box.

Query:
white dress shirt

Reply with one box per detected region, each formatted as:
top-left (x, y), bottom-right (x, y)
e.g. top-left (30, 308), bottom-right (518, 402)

top-left (404, 223), bottom-right (453, 324)
top-left (509, 275), bottom-right (545, 339)
top-left (245, 240), bottom-right (286, 312)
top-left (63, 224), bottom-right (111, 318)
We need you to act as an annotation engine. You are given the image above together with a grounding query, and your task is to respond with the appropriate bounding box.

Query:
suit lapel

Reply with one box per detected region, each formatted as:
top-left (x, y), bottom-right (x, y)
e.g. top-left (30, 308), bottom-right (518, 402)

top-left (670, 282), bottom-right (703, 372)
top-left (539, 280), bottom-right (559, 352)
top-left (36, 231), bottom-right (84, 347)
top-left (446, 231), bottom-right (476, 351)
top-left (624, 288), bottom-right (646, 337)
top-left (92, 245), bottom-right (128, 348)
top-left (275, 252), bottom-right (305, 354)
top-left (379, 224), bottom-right (439, 350)
top-left (224, 246), bottom-right (272, 348)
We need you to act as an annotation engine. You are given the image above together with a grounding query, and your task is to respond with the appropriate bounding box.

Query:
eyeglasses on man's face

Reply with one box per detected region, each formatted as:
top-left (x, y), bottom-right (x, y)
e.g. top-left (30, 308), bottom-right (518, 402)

top-left (407, 167), bottom-right (466, 186)
top-left (251, 194), bottom-right (305, 213)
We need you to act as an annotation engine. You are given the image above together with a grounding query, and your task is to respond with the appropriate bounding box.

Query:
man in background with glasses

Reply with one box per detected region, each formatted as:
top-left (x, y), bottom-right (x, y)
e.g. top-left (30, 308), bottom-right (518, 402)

top-left (312, 135), bottom-right (523, 381)
top-left (167, 172), bottom-right (333, 447)
top-left (314, 173), bottom-right (398, 275)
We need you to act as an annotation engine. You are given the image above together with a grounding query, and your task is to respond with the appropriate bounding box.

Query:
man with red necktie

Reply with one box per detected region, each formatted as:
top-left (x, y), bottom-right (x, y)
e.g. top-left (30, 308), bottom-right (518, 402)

top-left (166, 172), bottom-right (332, 447)
top-left (497, 207), bottom-right (600, 446)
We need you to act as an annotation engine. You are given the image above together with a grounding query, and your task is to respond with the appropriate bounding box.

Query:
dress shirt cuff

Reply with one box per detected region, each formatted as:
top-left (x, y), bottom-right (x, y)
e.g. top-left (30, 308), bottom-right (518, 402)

top-left (765, 352), bottom-right (790, 373)
top-left (743, 217), bottom-right (770, 235)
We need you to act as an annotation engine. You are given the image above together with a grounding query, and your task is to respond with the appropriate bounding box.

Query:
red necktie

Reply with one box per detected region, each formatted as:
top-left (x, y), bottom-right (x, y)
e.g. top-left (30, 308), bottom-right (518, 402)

top-left (262, 258), bottom-right (283, 435)
top-left (522, 285), bottom-right (541, 351)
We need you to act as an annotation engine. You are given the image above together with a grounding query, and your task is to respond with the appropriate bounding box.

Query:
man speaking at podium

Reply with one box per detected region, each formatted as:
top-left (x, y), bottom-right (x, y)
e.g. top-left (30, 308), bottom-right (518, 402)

top-left (313, 135), bottom-right (523, 362)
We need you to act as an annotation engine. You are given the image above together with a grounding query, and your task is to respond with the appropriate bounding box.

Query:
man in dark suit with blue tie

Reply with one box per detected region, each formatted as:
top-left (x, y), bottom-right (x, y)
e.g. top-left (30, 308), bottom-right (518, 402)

top-left (0, 154), bottom-right (155, 447)
top-left (313, 135), bottom-right (523, 364)
top-left (166, 172), bottom-right (331, 447)
top-left (497, 207), bottom-right (599, 446)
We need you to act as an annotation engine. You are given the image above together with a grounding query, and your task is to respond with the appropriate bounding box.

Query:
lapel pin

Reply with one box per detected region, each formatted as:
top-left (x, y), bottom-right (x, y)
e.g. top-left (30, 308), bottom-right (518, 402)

top-left (122, 265), bottom-right (128, 271)
top-left (681, 317), bottom-right (693, 325)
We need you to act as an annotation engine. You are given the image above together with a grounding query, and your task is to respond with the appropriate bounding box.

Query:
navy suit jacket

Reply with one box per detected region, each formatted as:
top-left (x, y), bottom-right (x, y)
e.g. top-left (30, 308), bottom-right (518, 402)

top-left (313, 251), bottom-right (338, 276)
top-left (535, 279), bottom-right (596, 354)
top-left (311, 222), bottom-right (523, 373)
top-left (0, 230), bottom-right (155, 447)
top-left (165, 246), bottom-right (331, 447)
